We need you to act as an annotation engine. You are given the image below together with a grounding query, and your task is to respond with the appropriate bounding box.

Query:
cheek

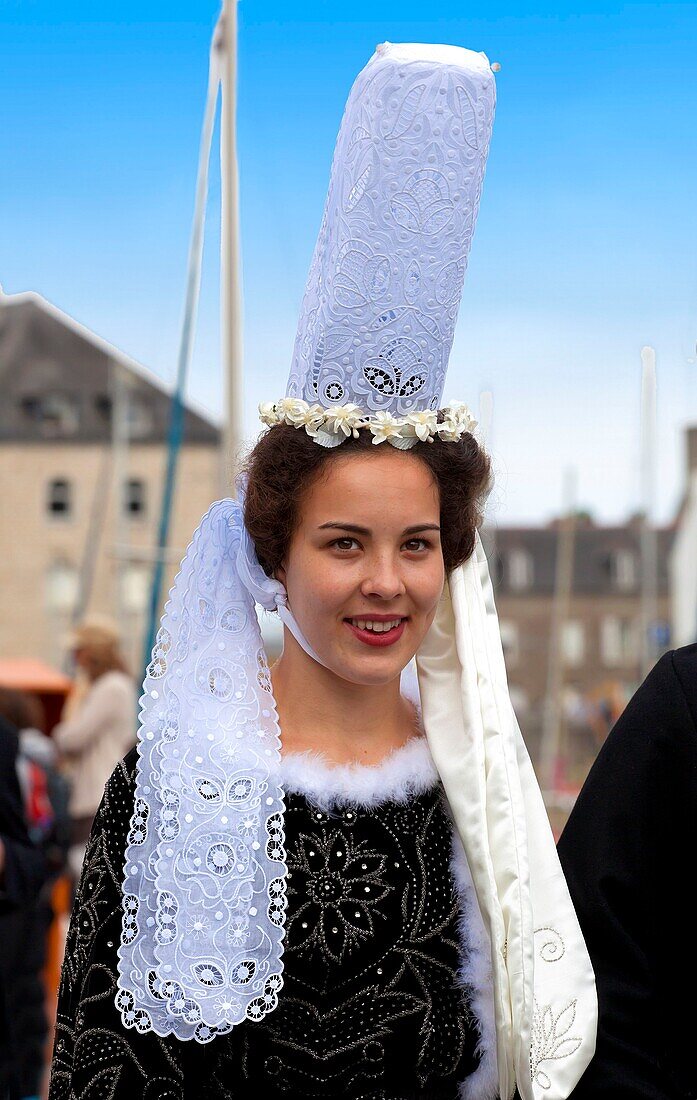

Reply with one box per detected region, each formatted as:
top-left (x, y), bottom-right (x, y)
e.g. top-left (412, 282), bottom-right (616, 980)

top-left (409, 578), bottom-right (444, 645)
top-left (414, 559), bottom-right (445, 616)
top-left (286, 552), bottom-right (355, 622)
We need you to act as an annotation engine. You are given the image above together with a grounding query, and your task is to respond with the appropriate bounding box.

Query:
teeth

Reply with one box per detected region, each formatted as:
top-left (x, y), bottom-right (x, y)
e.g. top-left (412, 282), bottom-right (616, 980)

top-left (350, 618), bottom-right (403, 633)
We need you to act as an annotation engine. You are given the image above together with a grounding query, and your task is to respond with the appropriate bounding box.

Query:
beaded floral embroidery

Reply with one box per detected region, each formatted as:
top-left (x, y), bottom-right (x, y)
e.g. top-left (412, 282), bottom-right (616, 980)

top-left (529, 928), bottom-right (583, 1092)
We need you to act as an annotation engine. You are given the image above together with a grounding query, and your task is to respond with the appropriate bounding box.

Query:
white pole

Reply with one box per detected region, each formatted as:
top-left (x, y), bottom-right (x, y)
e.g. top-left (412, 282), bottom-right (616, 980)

top-left (112, 363), bottom-right (130, 646)
top-left (219, 0), bottom-right (244, 496)
top-left (640, 346), bottom-right (658, 677)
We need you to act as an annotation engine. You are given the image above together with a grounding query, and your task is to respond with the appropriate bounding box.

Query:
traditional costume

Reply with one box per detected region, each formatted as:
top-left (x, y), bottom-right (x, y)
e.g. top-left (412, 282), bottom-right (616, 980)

top-left (50, 42), bottom-right (597, 1100)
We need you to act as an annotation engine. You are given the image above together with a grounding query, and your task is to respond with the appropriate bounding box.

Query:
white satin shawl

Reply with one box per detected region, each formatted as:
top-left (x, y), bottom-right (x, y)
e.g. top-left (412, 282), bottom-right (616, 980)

top-left (416, 533), bottom-right (597, 1099)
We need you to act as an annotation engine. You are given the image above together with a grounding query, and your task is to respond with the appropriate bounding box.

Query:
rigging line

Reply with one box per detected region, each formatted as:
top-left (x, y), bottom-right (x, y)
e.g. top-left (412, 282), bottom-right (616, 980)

top-left (142, 17), bottom-right (224, 674)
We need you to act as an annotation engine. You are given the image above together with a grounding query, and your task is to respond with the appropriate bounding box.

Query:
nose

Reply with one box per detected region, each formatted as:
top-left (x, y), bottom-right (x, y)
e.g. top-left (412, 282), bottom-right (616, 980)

top-left (359, 552), bottom-right (407, 601)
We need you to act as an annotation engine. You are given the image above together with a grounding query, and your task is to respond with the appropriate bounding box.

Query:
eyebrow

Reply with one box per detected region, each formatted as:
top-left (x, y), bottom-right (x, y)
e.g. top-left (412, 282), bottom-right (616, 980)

top-left (318, 522), bottom-right (441, 535)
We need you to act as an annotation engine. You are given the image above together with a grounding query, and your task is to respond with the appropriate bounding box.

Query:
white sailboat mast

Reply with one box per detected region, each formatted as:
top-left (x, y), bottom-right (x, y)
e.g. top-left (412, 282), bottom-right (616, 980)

top-left (219, 0), bottom-right (244, 494)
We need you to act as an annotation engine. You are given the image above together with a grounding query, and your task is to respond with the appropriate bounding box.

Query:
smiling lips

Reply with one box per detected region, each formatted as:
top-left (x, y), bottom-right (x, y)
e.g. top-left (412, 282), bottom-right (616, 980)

top-left (344, 616), bottom-right (407, 648)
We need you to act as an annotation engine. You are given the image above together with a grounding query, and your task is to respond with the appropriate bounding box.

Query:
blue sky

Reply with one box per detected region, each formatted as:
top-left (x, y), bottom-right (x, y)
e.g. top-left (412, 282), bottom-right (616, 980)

top-left (2, 1), bottom-right (696, 523)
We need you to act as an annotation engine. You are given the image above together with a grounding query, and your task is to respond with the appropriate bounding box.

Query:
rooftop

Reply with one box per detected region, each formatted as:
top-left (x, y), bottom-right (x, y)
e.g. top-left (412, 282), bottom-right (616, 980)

top-left (0, 292), bottom-right (220, 446)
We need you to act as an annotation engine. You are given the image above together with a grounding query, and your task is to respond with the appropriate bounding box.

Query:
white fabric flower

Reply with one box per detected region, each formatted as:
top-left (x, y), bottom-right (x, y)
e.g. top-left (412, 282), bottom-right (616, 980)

top-left (325, 403), bottom-right (365, 437)
top-left (276, 397), bottom-right (310, 425)
top-left (445, 400), bottom-right (477, 430)
top-left (435, 417), bottom-right (464, 442)
top-left (436, 401), bottom-right (477, 441)
top-left (301, 405), bottom-right (331, 438)
top-left (402, 410), bottom-right (438, 443)
top-left (366, 412), bottom-right (406, 445)
top-left (276, 397), bottom-right (326, 434)
top-left (258, 402), bottom-right (281, 427)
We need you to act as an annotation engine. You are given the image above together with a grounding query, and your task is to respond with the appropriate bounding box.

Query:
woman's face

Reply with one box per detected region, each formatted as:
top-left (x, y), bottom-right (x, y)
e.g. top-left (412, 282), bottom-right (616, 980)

top-left (277, 449), bottom-right (445, 686)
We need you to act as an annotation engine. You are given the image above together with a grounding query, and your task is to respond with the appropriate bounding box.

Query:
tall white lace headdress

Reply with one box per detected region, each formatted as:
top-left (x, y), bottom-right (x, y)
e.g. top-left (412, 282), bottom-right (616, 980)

top-left (117, 42), bottom-right (597, 1099)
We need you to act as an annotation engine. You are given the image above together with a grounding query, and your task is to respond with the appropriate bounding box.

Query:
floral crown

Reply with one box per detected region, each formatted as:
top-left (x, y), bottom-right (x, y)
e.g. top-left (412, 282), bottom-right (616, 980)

top-left (258, 398), bottom-right (477, 450)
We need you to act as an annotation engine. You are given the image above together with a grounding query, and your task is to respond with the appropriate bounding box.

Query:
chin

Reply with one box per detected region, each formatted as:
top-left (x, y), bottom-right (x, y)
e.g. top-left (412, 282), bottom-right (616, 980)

top-left (343, 667), bottom-right (403, 688)
top-left (328, 649), bottom-right (413, 688)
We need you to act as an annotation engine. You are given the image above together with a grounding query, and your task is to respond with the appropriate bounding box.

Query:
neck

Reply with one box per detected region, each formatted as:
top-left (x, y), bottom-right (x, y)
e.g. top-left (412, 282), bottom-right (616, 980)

top-left (271, 630), bottom-right (418, 766)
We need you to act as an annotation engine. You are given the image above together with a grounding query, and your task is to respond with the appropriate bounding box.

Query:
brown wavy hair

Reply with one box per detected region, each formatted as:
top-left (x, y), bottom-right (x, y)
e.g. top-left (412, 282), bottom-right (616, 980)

top-left (242, 421), bottom-right (492, 577)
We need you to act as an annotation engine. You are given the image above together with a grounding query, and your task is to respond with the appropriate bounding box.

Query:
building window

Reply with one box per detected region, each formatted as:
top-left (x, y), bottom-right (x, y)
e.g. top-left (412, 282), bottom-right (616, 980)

top-left (21, 393), bottom-right (80, 437)
top-left (508, 548), bottom-right (533, 591)
top-left (612, 549), bottom-right (636, 591)
top-left (601, 615), bottom-right (636, 666)
top-left (94, 392), bottom-right (153, 439)
top-left (94, 394), bottom-right (112, 421)
top-left (499, 620), bottom-right (519, 667)
top-left (47, 478), bottom-right (73, 518)
top-left (562, 620), bottom-right (585, 667)
top-left (120, 565), bottom-right (150, 613)
top-left (46, 562), bottom-right (79, 613)
top-left (126, 396), bottom-right (153, 440)
top-left (124, 478), bottom-right (146, 517)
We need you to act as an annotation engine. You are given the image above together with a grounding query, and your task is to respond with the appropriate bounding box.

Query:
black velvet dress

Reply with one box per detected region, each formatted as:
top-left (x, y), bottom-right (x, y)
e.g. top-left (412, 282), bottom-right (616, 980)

top-left (49, 738), bottom-right (492, 1100)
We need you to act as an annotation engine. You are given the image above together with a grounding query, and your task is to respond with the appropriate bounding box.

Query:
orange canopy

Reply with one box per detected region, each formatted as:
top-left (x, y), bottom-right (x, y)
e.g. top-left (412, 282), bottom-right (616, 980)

top-left (0, 657), bottom-right (72, 695)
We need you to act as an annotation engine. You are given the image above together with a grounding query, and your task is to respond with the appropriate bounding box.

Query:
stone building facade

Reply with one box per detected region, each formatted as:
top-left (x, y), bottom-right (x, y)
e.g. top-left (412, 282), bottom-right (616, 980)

top-left (485, 519), bottom-right (674, 777)
top-left (0, 292), bottom-right (222, 674)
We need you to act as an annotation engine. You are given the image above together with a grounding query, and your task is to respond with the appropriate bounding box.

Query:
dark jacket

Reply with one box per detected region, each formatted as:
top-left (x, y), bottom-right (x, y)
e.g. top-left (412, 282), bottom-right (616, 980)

top-left (558, 644), bottom-right (697, 1099)
top-left (0, 715), bottom-right (49, 1098)
top-left (0, 716), bottom-right (47, 910)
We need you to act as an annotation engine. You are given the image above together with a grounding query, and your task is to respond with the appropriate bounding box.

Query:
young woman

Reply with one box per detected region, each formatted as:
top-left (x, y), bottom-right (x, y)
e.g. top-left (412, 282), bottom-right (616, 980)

top-left (50, 426), bottom-right (499, 1099)
top-left (50, 41), bottom-right (596, 1100)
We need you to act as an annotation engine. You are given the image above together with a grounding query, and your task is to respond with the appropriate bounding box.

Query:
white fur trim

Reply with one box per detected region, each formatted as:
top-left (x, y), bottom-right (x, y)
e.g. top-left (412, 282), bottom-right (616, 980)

top-left (279, 734), bottom-right (438, 812)
top-left (449, 827), bottom-right (500, 1100)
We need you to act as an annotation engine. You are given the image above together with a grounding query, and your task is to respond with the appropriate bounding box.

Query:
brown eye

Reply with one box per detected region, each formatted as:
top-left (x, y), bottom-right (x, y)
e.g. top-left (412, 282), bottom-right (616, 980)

top-left (331, 537), bottom-right (360, 551)
top-left (403, 538), bottom-right (430, 552)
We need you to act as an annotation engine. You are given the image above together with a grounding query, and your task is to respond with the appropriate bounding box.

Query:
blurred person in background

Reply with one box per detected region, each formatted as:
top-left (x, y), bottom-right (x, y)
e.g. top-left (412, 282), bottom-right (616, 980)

top-left (0, 688), bottom-right (71, 880)
top-left (53, 619), bottom-right (136, 886)
top-left (0, 688), bottom-right (71, 1100)
top-left (558, 643), bottom-right (697, 1099)
top-left (0, 710), bottom-right (48, 1100)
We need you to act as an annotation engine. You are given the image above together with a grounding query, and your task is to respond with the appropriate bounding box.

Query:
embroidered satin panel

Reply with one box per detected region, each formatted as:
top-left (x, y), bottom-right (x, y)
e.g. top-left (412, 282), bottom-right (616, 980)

top-left (50, 748), bottom-right (482, 1099)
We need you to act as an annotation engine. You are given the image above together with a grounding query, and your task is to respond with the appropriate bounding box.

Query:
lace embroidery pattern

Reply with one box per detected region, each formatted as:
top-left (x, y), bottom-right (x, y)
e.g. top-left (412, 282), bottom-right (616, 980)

top-left (529, 928), bottom-right (582, 1091)
top-left (286, 46), bottom-right (495, 416)
top-left (116, 499), bottom-right (288, 1041)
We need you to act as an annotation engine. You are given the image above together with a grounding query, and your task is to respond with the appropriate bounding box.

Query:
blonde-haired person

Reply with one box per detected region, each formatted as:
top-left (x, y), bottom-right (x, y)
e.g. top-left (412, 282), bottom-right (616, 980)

top-left (54, 618), bottom-right (136, 881)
